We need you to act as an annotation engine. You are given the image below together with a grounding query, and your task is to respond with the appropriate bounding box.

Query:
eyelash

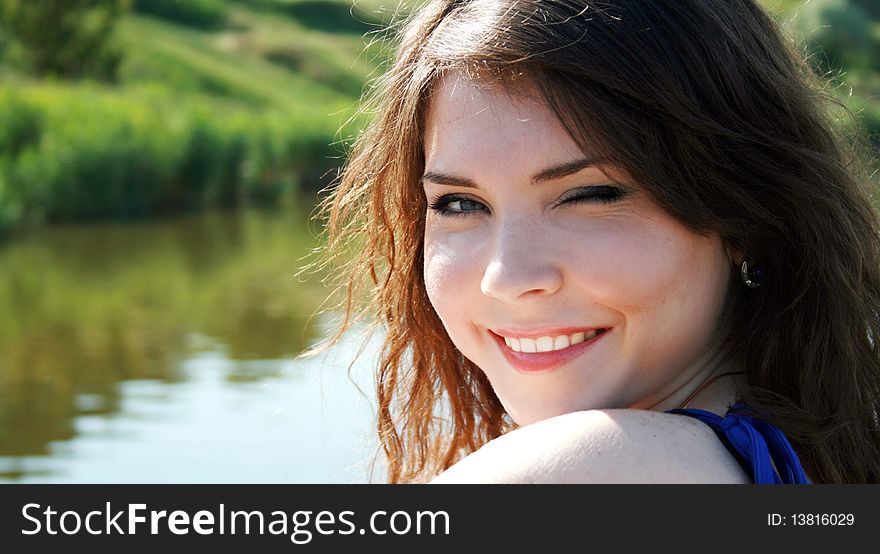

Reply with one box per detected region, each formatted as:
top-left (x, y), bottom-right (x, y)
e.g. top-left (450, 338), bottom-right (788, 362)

top-left (427, 185), bottom-right (627, 217)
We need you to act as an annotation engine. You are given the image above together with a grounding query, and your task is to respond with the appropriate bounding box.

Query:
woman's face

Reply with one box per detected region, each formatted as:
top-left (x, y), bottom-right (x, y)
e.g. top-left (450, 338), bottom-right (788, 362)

top-left (421, 73), bottom-right (733, 425)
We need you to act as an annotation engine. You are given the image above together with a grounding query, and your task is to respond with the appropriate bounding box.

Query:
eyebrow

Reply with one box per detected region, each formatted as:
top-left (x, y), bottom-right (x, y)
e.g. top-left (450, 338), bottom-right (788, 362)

top-left (421, 157), bottom-right (603, 188)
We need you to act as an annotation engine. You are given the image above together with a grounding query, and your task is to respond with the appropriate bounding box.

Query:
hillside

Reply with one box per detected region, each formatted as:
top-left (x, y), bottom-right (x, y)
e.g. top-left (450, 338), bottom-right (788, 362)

top-left (0, 0), bottom-right (398, 233)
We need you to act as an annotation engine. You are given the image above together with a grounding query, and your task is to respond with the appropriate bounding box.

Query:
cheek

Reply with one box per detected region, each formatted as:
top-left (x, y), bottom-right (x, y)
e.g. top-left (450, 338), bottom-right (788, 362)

top-left (563, 213), bottom-right (721, 310)
top-left (599, 223), bottom-right (729, 357)
top-left (553, 219), bottom-right (683, 311)
top-left (423, 225), bottom-right (484, 324)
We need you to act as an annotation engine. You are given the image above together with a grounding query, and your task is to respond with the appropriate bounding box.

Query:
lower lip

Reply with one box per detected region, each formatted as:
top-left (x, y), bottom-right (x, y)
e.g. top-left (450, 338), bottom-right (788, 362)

top-left (491, 330), bottom-right (609, 373)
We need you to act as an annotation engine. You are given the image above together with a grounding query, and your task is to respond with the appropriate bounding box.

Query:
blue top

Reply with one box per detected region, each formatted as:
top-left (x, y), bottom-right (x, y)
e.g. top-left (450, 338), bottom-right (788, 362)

top-left (667, 402), bottom-right (811, 484)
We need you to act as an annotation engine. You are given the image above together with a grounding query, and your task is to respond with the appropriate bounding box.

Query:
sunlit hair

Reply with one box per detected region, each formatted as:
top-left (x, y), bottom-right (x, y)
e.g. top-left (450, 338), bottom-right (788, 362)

top-left (316, 0), bottom-right (880, 483)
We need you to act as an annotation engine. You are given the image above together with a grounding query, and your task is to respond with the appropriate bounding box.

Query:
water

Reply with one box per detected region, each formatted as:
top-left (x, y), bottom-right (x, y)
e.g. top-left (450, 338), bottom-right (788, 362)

top-left (0, 208), bottom-right (381, 483)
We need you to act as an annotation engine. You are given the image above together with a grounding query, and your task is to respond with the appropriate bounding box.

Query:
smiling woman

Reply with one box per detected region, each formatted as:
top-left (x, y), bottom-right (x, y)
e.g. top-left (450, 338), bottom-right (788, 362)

top-left (317, 0), bottom-right (880, 483)
top-left (421, 75), bottom-right (733, 426)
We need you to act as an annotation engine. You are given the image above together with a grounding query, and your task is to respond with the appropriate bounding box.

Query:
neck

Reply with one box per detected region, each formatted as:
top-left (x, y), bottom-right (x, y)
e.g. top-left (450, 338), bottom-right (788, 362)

top-left (680, 369), bottom-right (745, 413)
top-left (645, 349), bottom-right (745, 415)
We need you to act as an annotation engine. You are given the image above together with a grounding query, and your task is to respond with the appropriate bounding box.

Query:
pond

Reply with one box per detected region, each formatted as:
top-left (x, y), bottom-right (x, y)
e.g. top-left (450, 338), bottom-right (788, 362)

top-left (0, 207), bottom-right (381, 483)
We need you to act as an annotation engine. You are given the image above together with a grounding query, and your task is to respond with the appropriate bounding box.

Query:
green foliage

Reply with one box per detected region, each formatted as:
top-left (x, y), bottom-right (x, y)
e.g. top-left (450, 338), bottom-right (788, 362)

top-left (0, 0), bottom-right (130, 80)
top-left (227, 0), bottom-right (394, 32)
top-left (263, 43), bottom-right (366, 96)
top-left (0, 89), bottom-right (43, 158)
top-left (793, 0), bottom-right (879, 72)
top-left (114, 15), bottom-right (358, 109)
top-left (847, 96), bottom-right (880, 149)
top-left (851, 0), bottom-right (880, 20)
top-left (0, 84), bottom-right (340, 229)
top-left (277, 0), bottom-right (379, 34)
top-left (0, 175), bottom-right (17, 236)
top-left (132, 0), bottom-right (228, 30)
top-left (0, 90), bottom-right (43, 229)
top-left (0, 2), bottom-right (378, 237)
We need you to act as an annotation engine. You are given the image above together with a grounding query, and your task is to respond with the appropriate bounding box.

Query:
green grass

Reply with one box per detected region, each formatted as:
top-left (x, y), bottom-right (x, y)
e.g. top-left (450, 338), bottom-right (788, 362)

top-left (117, 14), bottom-right (363, 109)
top-left (0, 0), bottom-right (396, 235)
top-left (0, 81), bottom-right (350, 226)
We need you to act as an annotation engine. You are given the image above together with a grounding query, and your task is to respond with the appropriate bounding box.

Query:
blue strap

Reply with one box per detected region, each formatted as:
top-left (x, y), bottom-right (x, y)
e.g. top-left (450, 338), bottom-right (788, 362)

top-left (751, 417), bottom-right (811, 484)
top-left (668, 403), bottom-right (811, 484)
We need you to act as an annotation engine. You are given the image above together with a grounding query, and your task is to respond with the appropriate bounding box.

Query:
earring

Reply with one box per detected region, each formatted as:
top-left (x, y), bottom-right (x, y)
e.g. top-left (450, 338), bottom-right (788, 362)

top-left (741, 259), bottom-right (763, 288)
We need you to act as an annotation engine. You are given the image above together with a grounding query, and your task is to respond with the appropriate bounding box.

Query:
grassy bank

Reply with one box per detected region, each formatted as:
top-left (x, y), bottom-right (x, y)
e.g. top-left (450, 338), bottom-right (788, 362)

top-left (0, 82), bottom-right (346, 229)
top-left (0, 0), bottom-right (394, 236)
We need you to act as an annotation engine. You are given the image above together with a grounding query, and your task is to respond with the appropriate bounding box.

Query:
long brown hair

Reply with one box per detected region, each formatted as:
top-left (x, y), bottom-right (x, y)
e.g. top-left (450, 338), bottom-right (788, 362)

top-left (316, 0), bottom-right (880, 483)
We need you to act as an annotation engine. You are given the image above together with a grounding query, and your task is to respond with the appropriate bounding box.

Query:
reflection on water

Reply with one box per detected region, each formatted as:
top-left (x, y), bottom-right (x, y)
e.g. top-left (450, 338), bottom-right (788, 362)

top-left (0, 208), bottom-right (379, 482)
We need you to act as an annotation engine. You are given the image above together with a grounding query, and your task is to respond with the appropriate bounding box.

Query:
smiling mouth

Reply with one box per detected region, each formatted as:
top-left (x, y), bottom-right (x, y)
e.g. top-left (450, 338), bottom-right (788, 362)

top-left (501, 329), bottom-right (605, 353)
top-left (490, 327), bottom-right (610, 373)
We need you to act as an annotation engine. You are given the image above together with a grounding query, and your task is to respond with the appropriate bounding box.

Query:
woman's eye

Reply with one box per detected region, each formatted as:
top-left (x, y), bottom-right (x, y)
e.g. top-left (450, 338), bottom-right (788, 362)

top-left (558, 185), bottom-right (627, 206)
top-left (428, 194), bottom-right (489, 217)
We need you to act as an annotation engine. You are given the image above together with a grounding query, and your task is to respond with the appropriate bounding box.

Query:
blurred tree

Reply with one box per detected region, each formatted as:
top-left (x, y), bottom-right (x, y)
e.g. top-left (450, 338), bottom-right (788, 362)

top-left (796, 0), bottom-right (879, 72)
top-left (0, 0), bottom-right (130, 80)
top-left (850, 0), bottom-right (880, 20)
top-left (132, 0), bottom-right (227, 30)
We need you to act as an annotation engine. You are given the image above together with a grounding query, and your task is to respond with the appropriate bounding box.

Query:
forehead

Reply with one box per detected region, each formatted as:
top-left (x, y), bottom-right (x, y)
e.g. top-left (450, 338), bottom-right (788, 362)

top-left (423, 72), bottom-right (587, 171)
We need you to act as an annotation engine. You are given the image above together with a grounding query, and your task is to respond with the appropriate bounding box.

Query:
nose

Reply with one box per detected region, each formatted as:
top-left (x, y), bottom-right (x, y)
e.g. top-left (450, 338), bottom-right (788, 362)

top-left (479, 222), bottom-right (564, 302)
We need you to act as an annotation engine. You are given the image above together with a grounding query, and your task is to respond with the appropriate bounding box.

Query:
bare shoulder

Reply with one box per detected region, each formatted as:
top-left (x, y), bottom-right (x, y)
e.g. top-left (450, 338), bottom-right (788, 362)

top-left (430, 409), bottom-right (750, 484)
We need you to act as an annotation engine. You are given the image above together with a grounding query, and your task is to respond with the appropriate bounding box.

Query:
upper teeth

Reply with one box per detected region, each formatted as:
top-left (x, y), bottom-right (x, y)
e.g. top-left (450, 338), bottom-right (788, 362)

top-left (503, 330), bottom-right (600, 353)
